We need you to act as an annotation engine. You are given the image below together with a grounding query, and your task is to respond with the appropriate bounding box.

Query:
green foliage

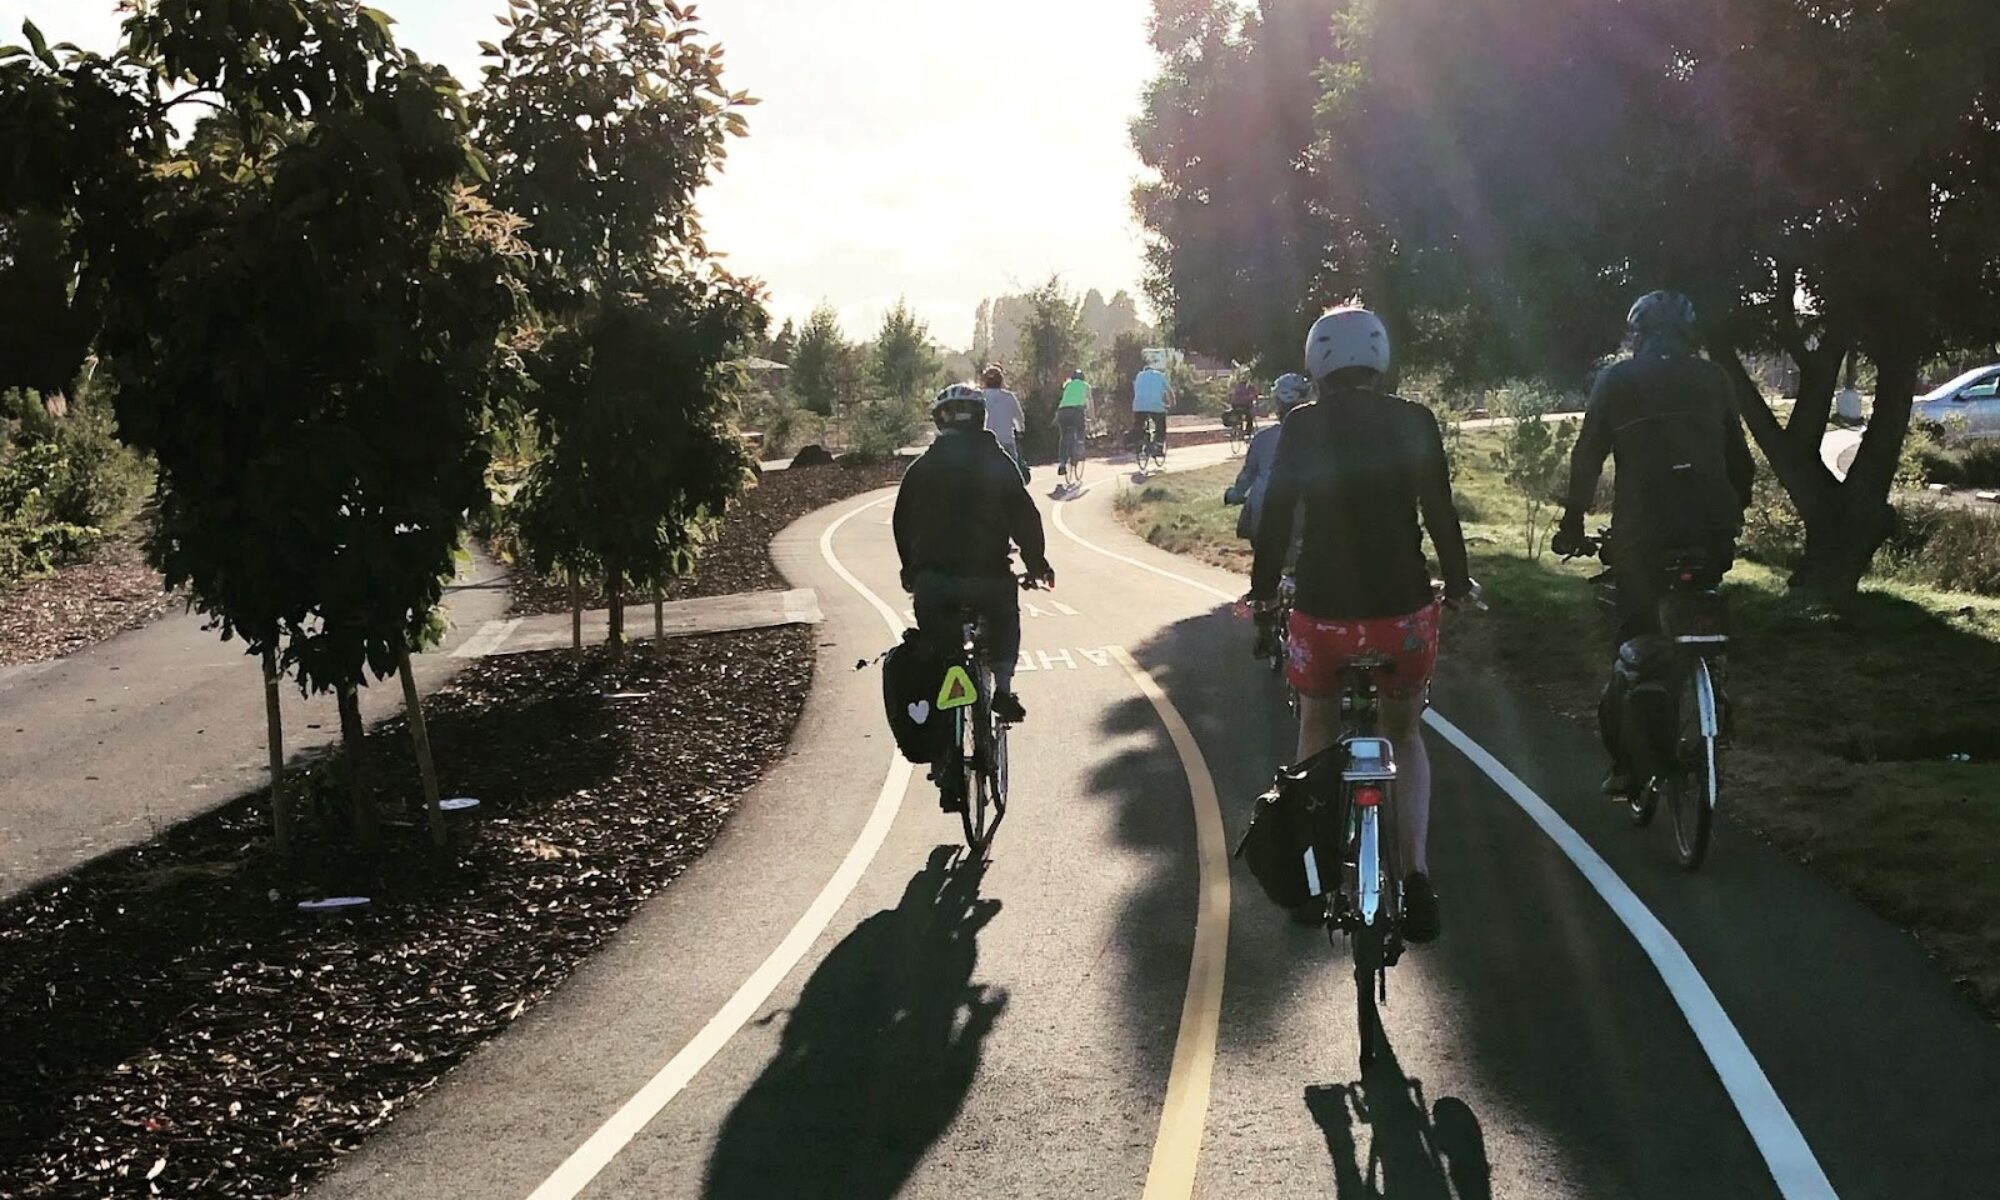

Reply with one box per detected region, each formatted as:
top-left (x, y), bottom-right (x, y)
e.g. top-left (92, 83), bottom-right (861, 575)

top-left (1487, 389), bottom-right (1577, 560)
top-left (42, 4), bottom-right (527, 692)
top-left (748, 391), bottom-right (825, 460)
top-left (867, 299), bottom-right (942, 402)
top-left (849, 395), bottom-right (924, 461)
top-left (1883, 504), bottom-right (2000, 597)
top-left (1016, 278), bottom-right (1090, 458)
top-left (1132, 1), bottom-right (1340, 370)
top-left (1913, 434), bottom-right (2000, 491)
top-left (479, 0), bottom-right (766, 630)
top-left (790, 304), bottom-right (854, 417)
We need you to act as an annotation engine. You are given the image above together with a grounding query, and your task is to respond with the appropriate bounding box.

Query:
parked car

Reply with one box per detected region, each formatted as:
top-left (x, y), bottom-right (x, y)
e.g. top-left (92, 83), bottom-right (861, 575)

top-left (1911, 365), bottom-right (2000, 438)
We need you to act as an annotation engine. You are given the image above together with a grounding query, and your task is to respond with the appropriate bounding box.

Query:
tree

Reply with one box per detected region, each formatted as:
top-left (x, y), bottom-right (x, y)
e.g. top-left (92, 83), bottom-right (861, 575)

top-left (868, 299), bottom-right (942, 401)
top-left (9, 4), bottom-right (526, 852)
top-left (1312, 0), bottom-right (2000, 592)
top-left (1135, 0), bottom-right (2000, 594)
top-left (1016, 277), bottom-right (1090, 459)
top-left (1133, 0), bottom-right (1345, 372)
top-left (766, 317), bottom-right (797, 365)
top-left (790, 303), bottom-right (851, 417)
top-left (478, 0), bottom-right (766, 650)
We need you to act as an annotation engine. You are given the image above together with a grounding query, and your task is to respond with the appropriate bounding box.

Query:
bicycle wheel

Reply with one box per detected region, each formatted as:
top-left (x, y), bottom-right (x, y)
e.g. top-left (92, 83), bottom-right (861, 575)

top-left (958, 664), bottom-right (1006, 855)
top-left (1667, 659), bottom-right (1718, 869)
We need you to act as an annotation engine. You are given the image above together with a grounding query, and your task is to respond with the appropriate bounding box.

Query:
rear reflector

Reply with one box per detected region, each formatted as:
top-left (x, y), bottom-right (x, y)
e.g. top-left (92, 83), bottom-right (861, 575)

top-left (1353, 785), bottom-right (1384, 809)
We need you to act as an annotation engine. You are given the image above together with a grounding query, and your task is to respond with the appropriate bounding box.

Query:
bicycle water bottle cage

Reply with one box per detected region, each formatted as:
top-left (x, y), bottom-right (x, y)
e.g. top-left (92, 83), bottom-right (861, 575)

top-left (1342, 736), bottom-right (1397, 783)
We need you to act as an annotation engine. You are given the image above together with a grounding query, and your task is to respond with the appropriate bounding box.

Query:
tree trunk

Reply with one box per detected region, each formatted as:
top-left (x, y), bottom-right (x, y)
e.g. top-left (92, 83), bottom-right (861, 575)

top-left (398, 651), bottom-right (447, 852)
top-left (262, 649), bottom-right (293, 861)
top-left (336, 683), bottom-right (379, 853)
top-left (1788, 340), bottom-right (1919, 593)
top-left (654, 588), bottom-right (665, 641)
top-left (1786, 340), bottom-right (1847, 458)
top-left (607, 571), bottom-right (625, 659)
top-left (569, 575), bottom-right (583, 658)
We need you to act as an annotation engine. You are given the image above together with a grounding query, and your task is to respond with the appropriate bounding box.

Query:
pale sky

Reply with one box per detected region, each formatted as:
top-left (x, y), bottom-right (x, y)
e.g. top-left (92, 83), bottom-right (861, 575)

top-left (7, 0), bottom-right (1158, 349)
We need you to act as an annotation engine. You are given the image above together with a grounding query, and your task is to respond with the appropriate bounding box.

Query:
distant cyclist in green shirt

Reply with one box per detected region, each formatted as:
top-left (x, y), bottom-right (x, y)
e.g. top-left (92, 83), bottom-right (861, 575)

top-left (1056, 369), bottom-right (1091, 478)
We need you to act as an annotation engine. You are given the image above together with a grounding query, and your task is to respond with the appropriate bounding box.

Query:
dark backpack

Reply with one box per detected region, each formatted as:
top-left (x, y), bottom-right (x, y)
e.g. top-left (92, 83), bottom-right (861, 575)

top-left (1235, 746), bottom-right (1348, 911)
top-left (881, 629), bottom-right (954, 764)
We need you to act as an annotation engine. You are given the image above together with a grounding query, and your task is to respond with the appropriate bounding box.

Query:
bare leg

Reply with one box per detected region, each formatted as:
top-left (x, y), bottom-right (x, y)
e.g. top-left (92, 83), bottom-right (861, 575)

top-left (1296, 693), bottom-right (1341, 763)
top-left (1381, 691), bottom-right (1432, 877)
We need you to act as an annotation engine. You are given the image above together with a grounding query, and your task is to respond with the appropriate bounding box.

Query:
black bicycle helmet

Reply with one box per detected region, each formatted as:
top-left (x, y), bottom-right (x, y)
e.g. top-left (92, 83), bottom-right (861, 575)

top-left (1626, 290), bottom-right (1697, 337)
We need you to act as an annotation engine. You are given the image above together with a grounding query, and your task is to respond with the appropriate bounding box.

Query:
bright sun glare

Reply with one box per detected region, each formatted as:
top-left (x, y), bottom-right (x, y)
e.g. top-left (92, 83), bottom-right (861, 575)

top-left (8, 0), bottom-right (1158, 347)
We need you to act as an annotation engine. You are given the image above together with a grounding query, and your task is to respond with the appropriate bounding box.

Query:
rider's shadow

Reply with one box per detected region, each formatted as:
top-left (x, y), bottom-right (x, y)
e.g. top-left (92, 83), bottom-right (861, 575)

top-left (1306, 1035), bottom-right (1492, 1200)
top-left (701, 846), bottom-right (1006, 1200)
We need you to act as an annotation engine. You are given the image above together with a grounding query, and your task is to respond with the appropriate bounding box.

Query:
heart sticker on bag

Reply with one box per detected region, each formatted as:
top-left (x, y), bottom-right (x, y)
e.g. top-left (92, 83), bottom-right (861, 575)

top-left (907, 700), bottom-right (932, 724)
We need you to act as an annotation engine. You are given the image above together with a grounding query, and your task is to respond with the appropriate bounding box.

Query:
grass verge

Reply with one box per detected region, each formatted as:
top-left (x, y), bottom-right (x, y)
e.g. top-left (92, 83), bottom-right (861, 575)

top-left (1115, 442), bottom-right (2000, 1018)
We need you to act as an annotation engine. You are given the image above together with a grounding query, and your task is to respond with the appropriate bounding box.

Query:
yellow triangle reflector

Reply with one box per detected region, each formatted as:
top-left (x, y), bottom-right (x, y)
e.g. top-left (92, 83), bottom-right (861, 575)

top-left (937, 665), bottom-right (979, 711)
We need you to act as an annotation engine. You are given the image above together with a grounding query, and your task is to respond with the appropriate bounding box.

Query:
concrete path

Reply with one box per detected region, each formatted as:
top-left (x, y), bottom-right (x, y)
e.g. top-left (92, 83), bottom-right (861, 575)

top-left (452, 589), bottom-right (824, 659)
top-left (0, 549), bottom-right (512, 900)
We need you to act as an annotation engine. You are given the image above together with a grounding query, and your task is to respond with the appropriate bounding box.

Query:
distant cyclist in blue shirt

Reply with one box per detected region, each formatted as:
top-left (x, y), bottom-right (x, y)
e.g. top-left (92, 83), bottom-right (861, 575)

top-left (1132, 364), bottom-right (1171, 457)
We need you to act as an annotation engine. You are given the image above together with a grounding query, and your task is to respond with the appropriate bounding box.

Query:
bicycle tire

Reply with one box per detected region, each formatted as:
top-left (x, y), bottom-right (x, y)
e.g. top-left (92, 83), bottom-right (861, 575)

top-left (958, 660), bottom-right (1008, 855)
top-left (1668, 659), bottom-right (1717, 869)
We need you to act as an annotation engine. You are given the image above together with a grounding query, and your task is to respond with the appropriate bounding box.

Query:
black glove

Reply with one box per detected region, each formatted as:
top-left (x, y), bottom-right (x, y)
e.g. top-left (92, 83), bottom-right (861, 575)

top-left (1025, 561), bottom-right (1056, 589)
top-left (1223, 488), bottom-right (1242, 506)
top-left (1550, 524), bottom-right (1587, 560)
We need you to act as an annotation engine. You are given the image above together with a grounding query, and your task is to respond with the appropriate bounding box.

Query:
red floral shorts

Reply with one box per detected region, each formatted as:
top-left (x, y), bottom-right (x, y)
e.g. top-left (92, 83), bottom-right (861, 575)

top-left (1287, 603), bottom-right (1442, 700)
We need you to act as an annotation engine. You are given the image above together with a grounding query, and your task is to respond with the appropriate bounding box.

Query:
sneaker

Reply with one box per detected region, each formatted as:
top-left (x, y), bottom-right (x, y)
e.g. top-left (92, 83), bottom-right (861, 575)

top-left (1401, 872), bottom-right (1441, 944)
top-left (993, 692), bottom-right (1026, 724)
top-left (1601, 771), bottom-right (1637, 799)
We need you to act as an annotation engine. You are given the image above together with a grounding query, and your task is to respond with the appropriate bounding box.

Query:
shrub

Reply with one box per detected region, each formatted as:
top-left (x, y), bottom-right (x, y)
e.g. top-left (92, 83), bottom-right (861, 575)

top-left (850, 395), bottom-right (924, 460)
top-left (1915, 438), bottom-right (2000, 490)
top-left (1487, 385), bottom-right (1578, 559)
top-left (1883, 502), bottom-right (2000, 596)
top-left (1739, 464), bottom-right (1807, 571)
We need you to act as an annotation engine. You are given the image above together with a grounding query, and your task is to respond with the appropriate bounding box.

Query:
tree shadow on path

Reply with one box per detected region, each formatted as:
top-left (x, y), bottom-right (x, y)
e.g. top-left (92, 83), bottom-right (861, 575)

top-left (1307, 1032), bottom-right (1492, 1200)
top-left (701, 846), bottom-right (1006, 1200)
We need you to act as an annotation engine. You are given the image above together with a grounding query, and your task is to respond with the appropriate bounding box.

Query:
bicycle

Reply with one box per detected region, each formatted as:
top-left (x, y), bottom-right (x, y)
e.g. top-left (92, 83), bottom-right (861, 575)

top-left (934, 577), bottom-right (1041, 856)
top-left (1224, 407), bottom-right (1253, 455)
top-left (1300, 654), bottom-right (1407, 1071)
top-left (1570, 530), bottom-right (1730, 870)
top-left (1135, 415), bottom-right (1168, 475)
top-left (1058, 430), bottom-right (1088, 493)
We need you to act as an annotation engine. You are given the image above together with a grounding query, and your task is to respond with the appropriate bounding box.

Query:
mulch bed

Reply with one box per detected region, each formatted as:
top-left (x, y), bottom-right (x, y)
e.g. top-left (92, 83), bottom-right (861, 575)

top-left (507, 459), bottom-right (908, 617)
top-left (0, 536), bottom-right (178, 668)
top-left (0, 629), bottom-right (813, 1198)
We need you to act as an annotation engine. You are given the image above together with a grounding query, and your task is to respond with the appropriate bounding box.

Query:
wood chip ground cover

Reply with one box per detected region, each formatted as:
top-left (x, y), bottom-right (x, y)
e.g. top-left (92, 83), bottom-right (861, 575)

top-left (0, 536), bottom-right (177, 668)
top-left (0, 628), bottom-right (813, 1198)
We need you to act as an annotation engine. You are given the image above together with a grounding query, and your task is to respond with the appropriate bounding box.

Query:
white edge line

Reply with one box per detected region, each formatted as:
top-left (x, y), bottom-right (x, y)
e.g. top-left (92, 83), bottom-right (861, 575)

top-left (525, 494), bottom-right (909, 1200)
top-left (1050, 486), bottom-right (1839, 1200)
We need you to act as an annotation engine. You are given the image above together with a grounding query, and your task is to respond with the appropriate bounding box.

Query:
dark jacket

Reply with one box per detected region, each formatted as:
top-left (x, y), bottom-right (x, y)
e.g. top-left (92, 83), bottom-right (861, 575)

top-left (894, 428), bottom-right (1050, 590)
top-left (1251, 390), bottom-right (1472, 620)
top-left (1563, 346), bottom-right (1756, 547)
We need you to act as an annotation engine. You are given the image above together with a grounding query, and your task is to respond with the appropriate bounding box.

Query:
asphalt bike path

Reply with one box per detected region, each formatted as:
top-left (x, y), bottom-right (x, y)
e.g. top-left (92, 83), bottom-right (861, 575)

top-left (312, 470), bottom-right (1997, 1199)
top-left (0, 548), bottom-right (512, 899)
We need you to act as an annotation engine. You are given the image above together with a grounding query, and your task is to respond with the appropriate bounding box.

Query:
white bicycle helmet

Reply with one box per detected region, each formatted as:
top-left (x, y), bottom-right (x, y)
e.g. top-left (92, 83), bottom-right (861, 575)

top-left (1627, 290), bottom-right (1697, 337)
top-left (931, 382), bottom-right (986, 427)
top-left (1304, 306), bottom-right (1390, 383)
top-left (1272, 373), bottom-right (1311, 412)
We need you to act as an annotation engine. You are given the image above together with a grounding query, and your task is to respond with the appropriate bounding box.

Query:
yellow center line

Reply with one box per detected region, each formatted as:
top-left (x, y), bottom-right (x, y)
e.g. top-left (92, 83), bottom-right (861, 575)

top-left (1109, 645), bottom-right (1231, 1200)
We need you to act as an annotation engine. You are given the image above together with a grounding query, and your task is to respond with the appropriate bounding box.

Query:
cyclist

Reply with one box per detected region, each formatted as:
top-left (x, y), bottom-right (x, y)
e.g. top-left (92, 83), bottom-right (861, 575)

top-left (894, 383), bottom-right (1055, 729)
top-left (1133, 361), bottom-right (1171, 461)
top-left (981, 364), bottom-right (1026, 479)
top-left (1551, 290), bottom-right (1755, 799)
top-left (1228, 375), bottom-right (1260, 437)
top-left (1056, 368), bottom-right (1091, 480)
top-left (1248, 308), bottom-right (1476, 944)
top-left (1226, 372), bottom-right (1311, 657)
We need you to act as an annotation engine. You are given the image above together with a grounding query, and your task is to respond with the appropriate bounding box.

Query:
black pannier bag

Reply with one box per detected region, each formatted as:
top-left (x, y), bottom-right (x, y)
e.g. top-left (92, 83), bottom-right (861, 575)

top-left (1235, 746), bottom-right (1347, 911)
top-left (1601, 634), bottom-right (1678, 777)
top-left (881, 629), bottom-right (952, 764)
